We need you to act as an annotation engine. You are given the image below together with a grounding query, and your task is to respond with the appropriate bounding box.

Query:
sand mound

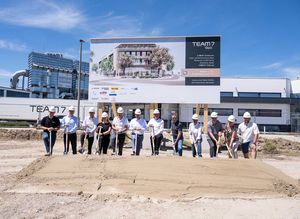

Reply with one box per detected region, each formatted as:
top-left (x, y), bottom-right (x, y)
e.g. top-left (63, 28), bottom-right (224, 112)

top-left (10, 156), bottom-right (299, 200)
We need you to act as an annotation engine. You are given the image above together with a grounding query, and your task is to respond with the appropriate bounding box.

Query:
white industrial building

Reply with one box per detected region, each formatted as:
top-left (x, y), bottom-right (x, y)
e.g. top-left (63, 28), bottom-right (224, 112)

top-left (1, 77), bottom-right (300, 132)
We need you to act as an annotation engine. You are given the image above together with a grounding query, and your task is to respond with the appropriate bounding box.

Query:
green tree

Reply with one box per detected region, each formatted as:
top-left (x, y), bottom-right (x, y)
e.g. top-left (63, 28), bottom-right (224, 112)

top-left (99, 58), bottom-right (113, 73)
top-left (92, 63), bottom-right (98, 72)
top-left (147, 46), bottom-right (174, 76)
top-left (90, 51), bottom-right (94, 63)
top-left (166, 59), bottom-right (175, 71)
top-left (118, 53), bottom-right (133, 75)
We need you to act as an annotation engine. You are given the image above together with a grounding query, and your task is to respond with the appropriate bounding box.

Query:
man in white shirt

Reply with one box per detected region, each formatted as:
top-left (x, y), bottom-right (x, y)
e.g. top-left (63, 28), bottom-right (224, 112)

top-left (79, 107), bottom-right (98, 155)
top-left (129, 108), bottom-right (147, 156)
top-left (60, 106), bottom-right (78, 155)
top-left (238, 112), bottom-right (260, 159)
top-left (112, 107), bottom-right (129, 156)
top-left (188, 114), bottom-right (203, 157)
top-left (148, 109), bottom-right (164, 155)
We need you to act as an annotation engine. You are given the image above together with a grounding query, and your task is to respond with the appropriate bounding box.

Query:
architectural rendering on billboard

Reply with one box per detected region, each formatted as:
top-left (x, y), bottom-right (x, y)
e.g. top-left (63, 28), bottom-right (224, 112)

top-left (89, 36), bottom-right (220, 104)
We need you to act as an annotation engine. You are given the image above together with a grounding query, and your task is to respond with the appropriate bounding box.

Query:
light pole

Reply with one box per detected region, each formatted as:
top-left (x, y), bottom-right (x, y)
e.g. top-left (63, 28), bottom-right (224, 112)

top-left (77, 39), bottom-right (85, 127)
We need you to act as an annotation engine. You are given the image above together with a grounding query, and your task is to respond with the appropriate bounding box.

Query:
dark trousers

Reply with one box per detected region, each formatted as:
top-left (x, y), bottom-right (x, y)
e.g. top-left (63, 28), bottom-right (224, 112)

top-left (150, 134), bottom-right (163, 155)
top-left (98, 136), bottom-right (110, 154)
top-left (42, 131), bottom-right (57, 153)
top-left (80, 133), bottom-right (94, 154)
top-left (207, 139), bottom-right (217, 158)
top-left (112, 133), bottom-right (126, 156)
top-left (133, 134), bottom-right (144, 156)
top-left (63, 133), bottom-right (77, 154)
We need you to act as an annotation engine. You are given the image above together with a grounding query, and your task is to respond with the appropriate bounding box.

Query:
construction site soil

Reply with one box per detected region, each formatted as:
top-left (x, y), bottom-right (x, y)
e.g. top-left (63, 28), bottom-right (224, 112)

top-left (0, 128), bottom-right (299, 218)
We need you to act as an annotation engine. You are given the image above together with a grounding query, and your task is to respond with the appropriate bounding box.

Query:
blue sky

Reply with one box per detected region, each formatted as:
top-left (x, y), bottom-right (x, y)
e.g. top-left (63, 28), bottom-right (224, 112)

top-left (0, 0), bottom-right (300, 87)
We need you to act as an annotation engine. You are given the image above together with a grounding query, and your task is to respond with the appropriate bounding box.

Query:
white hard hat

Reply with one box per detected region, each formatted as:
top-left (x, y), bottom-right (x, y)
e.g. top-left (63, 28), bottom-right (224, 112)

top-left (49, 106), bottom-right (56, 113)
top-left (153, 109), bottom-right (160, 114)
top-left (243, 112), bottom-right (251, 118)
top-left (89, 107), bottom-right (95, 113)
top-left (210, 112), bottom-right (218, 118)
top-left (101, 112), bottom-right (108, 118)
top-left (135, 108), bottom-right (141, 115)
top-left (68, 106), bottom-right (75, 111)
top-left (117, 107), bottom-right (124, 114)
top-left (227, 115), bottom-right (235, 123)
top-left (192, 114), bottom-right (199, 120)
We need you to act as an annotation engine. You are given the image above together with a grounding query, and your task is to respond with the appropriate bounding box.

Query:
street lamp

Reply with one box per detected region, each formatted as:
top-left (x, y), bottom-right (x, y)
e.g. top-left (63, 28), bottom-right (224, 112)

top-left (77, 39), bottom-right (85, 127)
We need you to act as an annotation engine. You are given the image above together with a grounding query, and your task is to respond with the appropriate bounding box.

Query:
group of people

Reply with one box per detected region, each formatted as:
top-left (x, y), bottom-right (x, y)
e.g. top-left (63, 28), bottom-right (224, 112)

top-left (40, 106), bottom-right (259, 159)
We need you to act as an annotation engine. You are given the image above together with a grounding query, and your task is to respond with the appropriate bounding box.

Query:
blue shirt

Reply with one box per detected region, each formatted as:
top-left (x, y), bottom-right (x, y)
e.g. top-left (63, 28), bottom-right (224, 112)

top-left (60, 115), bottom-right (78, 133)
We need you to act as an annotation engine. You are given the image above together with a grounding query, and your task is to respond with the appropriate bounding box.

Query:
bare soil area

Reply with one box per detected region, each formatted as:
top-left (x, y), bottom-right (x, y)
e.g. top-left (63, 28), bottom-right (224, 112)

top-left (0, 130), bottom-right (300, 218)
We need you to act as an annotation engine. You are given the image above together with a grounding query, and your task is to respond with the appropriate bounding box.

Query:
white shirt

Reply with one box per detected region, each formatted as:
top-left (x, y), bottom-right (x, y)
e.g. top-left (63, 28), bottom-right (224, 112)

top-left (148, 118), bottom-right (164, 136)
top-left (82, 116), bottom-right (98, 137)
top-left (238, 122), bottom-right (259, 143)
top-left (129, 118), bottom-right (147, 135)
top-left (188, 122), bottom-right (202, 142)
top-left (112, 116), bottom-right (129, 134)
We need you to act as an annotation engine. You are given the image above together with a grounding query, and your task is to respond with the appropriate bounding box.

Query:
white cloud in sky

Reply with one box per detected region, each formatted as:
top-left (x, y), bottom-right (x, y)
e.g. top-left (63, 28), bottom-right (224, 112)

top-left (0, 39), bottom-right (27, 52)
top-left (0, 69), bottom-right (13, 78)
top-left (283, 67), bottom-right (300, 79)
top-left (0, 1), bottom-right (160, 38)
top-left (0, 0), bottom-right (85, 31)
top-left (262, 62), bottom-right (282, 70)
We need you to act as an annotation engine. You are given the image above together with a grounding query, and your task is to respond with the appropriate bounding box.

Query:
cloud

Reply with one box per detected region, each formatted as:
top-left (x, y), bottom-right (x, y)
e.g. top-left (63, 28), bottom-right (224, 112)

top-left (0, 39), bottom-right (28, 52)
top-left (262, 62), bottom-right (282, 70)
top-left (87, 14), bottom-right (143, 37)
top-left (150, 27), bottom-right (164, 36)
top-left (283, 67), bottom-right (300, 79)
top-left (0, 0), bottom-right (85, 31)
top-left (0, 69), bottom-right (13, 78)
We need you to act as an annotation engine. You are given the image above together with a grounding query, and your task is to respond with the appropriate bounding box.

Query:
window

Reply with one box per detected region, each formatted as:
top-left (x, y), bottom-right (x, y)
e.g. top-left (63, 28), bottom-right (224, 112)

top-left (6, 90), bottom-right (30, 98)
top-left (0, 89), bottom-right (4, 97)
top-left (220, 92), bottom-right (233, 97)
top-left (238, 92), bottom-right (281, 98)
top-left (193, 108), bottom-right (233, 116)
top-left (238, 109), bottom-right (282, 117)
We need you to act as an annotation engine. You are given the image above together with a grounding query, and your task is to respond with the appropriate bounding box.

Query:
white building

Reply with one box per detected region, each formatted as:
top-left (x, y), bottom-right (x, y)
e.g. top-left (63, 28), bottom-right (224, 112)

top-left (1, 77), bottom-right (300, 132)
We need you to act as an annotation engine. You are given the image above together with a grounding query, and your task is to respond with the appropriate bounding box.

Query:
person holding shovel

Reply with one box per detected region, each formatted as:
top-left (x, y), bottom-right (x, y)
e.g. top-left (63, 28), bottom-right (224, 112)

top-left (40, 106), bottom-right (60, 156)
top-left (170, 113), bottom-right (184, 156)
top-left (129, 108), bottom-right (147, 156)
top-left (95, 112), bottom-right (112, 155)
top-left (238, 112), bottom-right (259, 159)
top-left (79, 107), bottom-right (98, 155)
top-left (60, 106), bottom-right (78, 155)
top-left (206, 112), bottom-right (223, 158)
top-left (224, 115), bottom-right (239, 159)
top-left (111, 107), bottom-right (129, 156)
top-left (148, 109), bottom-right (164, 156)
top-left (188, 114), bottom-right (203, 158)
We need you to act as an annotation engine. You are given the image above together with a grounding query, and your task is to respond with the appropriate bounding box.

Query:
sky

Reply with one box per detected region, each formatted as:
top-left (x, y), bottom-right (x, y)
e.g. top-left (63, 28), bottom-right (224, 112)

top-left (0, 0), bottom-right (300, 87)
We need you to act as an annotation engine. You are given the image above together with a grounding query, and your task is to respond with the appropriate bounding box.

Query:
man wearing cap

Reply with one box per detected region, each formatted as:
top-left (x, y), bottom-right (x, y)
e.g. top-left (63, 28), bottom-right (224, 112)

top-left (189, 114), bottom-right (203, 157)
top-left (40, 106), bottom-right (60, 156)
top-left (238, 112), bottom-right (259, 159)
top-left (80, 107), bottom-right (98, 154)
top-left (95, 112), bottom-right (112, 155)
top-left (112, 107), bottom-right (129, 156)
top-left (129, 108), bottom-right (147, 156)
top-left (206, 112), bottom-right (223, 158)
top-left (60, 106), bottom-right (78, 155)
top-left (170, 113), bottom-right (184, 156)
top-left (148, 109), bottom-right (164, 155)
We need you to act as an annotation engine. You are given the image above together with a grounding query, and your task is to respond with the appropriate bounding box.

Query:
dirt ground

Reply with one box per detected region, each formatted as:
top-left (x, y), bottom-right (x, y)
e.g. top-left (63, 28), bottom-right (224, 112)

top-left (0, 131), bottom-right (300, 218)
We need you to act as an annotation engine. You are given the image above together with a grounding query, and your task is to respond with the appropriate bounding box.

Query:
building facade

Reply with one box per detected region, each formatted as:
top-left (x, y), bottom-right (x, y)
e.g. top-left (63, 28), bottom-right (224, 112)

top-left (28, 52), bottom-right (89, 99)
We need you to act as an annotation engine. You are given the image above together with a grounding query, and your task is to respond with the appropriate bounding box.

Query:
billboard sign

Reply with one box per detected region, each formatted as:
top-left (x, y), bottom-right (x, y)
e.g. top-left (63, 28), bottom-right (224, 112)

top-left (89, 36), bottom-right (220, 104)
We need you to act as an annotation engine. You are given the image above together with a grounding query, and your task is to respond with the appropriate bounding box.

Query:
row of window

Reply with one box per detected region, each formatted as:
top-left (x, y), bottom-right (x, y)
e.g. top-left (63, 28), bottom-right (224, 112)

top-left (221, 92), bottom-right (282, 98)
top-left (192, 108), bottom-right (282, 117)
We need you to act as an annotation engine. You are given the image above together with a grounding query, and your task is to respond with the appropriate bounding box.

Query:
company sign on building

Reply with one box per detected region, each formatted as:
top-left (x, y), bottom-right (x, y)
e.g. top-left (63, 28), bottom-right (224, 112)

top-left (89, 36), bottom-right (220, 104)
